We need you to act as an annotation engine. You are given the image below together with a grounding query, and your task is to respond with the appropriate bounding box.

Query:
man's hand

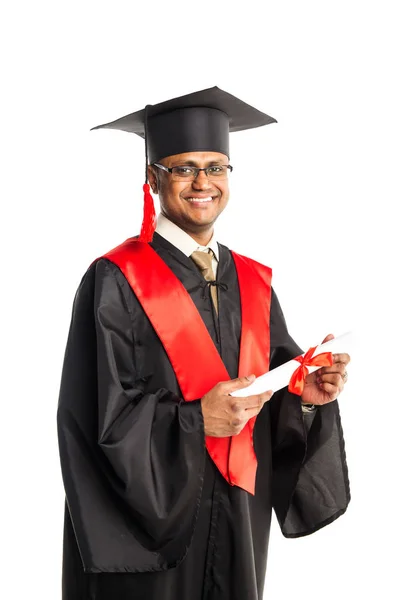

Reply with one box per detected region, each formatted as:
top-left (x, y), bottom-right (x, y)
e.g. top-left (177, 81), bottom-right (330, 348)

top-left (301, 333), bottom-right (351, 406)
top-left (201, 375), bottom-right (273, 438)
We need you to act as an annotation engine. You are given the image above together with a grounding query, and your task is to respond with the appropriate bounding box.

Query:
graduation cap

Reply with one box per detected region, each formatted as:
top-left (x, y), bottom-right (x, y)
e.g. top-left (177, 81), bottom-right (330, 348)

top-left (91, 86), bottom-right (277, 242)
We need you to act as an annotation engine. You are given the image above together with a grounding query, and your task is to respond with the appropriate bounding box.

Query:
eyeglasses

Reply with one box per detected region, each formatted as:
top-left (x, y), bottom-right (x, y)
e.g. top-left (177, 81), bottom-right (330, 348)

top-left (153, 163), bottom-right (233, 181)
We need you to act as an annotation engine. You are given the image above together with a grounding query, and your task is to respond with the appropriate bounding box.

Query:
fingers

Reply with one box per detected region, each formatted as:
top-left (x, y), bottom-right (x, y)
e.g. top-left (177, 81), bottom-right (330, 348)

top-left (322, 333), bottom-right (335, 344)
top-left (245, 391), bottom-right (274, 409)
top-left (316, 355), bottom-right (350, 389)
top-left (229, 391), bottom-right (273, 413)
top-left (317, 353), bottom-right (350, 379)
top-left (316, 383), bottom-right (342, 404)
top-left (229, 393), bottom-right (272, 415)
top-left (236, 390), bottom-right (274, 410)
top-left (318, 362), bottom-right (347, 377)
top-left (243, 405), bottom-right (268, 421)
top-left (228, 392), bottom-right (273, 435)
top-left (223, 375), bottom-right (256, 394)
top-left (332, 352), bottom-right (351, 366)
top-left (203, 377), bottom-right (273, 438)
top-left (321, 335), bottom-right (350, 368)
top-left (316, 372), bottom-right (345, 395)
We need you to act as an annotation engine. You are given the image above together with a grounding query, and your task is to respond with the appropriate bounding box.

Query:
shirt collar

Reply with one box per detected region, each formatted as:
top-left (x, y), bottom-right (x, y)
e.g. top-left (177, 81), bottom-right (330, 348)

top-left (155, 213), bottom-right (219, 261)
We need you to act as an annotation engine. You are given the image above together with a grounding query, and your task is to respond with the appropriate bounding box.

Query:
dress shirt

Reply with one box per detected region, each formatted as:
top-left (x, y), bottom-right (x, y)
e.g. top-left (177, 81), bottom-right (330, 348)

top-left (155, 213), bottom-right (219, 277)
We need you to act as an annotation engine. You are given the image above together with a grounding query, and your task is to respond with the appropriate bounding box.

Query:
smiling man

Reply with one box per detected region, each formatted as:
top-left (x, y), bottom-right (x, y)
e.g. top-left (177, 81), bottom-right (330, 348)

top-left (57, 87), bottom-right (350, 600)
top-left (150, 153), bottom-right (230, 243)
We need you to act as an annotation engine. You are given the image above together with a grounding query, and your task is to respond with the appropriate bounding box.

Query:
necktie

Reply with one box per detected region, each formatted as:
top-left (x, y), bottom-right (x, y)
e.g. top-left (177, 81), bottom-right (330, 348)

top-left (191, 249), bottom-right (218, 314)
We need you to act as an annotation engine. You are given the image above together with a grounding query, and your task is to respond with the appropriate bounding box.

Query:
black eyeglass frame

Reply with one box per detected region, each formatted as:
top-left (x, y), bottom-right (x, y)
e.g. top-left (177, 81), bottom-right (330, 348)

top-left (152, 163), bottom-right (233, 179)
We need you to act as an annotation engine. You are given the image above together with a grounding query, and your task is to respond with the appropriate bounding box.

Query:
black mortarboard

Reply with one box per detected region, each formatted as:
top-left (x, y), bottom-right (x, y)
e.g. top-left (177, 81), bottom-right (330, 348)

top-left (91, 86), bottom-right (276, 164)
top-left (91, 86), bottom-right (277, 241)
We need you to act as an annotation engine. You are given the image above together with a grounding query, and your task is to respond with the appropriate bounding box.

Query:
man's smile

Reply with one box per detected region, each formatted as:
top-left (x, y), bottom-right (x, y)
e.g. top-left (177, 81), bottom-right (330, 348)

top-left (184, 196), bottom-right (215, 204)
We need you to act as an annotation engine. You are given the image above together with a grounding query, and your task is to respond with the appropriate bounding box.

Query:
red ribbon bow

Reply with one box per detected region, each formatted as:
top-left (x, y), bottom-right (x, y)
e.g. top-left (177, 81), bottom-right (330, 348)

top-left (288, 346), bottom-right (333, 396)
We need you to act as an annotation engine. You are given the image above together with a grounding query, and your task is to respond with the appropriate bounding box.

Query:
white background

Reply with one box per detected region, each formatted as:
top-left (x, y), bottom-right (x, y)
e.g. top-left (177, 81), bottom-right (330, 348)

top-left (1, 1), bottom-right (399, 598)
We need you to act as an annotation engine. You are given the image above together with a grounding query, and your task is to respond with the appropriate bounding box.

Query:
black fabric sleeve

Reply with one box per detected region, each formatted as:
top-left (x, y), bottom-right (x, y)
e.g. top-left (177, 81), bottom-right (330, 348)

top-left (268, 289), bottom-right (350, 538)
top-left (57, 259), bottom-right (206, 573)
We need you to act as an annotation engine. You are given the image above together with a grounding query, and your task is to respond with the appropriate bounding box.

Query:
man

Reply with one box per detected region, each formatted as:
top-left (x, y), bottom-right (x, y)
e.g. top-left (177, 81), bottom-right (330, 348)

top-left (57, 86), bottom-right (350, 600)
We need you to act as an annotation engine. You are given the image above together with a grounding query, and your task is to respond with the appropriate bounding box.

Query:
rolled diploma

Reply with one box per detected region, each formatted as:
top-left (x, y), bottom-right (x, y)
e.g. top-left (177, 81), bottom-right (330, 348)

top-left (231, 331), bottom-right (352, 397)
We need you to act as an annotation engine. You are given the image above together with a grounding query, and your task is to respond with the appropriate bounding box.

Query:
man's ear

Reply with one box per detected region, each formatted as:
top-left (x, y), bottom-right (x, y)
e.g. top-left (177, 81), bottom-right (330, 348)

top-left (147, 165), bottom-right (158, 194)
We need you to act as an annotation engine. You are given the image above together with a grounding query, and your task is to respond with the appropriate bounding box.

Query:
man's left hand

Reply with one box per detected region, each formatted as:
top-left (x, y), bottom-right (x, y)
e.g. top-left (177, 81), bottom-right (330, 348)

top-left (301, 334), bottom-right (351, 406)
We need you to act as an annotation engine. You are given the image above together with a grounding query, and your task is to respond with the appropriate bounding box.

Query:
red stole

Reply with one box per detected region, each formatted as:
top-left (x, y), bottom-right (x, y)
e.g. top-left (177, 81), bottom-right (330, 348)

top-left (102, 240), bottom-right (272, 495)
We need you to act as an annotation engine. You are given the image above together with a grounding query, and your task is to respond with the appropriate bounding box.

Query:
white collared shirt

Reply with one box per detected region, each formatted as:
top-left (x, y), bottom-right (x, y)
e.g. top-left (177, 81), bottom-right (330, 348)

top-left (155, 213), bottom-right (219, 277)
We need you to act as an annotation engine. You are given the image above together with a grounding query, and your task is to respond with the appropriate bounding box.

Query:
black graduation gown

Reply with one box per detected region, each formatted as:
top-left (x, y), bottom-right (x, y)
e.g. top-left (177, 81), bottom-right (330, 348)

top-left (57, 233), bottom-right (350, 600)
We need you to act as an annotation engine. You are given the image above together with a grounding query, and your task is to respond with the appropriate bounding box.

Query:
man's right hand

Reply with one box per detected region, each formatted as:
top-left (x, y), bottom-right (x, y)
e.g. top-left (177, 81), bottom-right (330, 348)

top-left (201, 375), bottom-right (273, 438)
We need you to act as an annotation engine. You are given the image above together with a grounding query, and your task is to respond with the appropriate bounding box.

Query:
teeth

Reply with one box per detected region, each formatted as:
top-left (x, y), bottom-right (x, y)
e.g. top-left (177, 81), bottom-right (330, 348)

top-left (186, 197), bottom-right (213, 203)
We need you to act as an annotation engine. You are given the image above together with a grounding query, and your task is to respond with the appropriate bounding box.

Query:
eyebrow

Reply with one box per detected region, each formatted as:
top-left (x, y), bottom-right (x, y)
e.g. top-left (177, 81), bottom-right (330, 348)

top-left (169, 159), bottom-right (225, 167)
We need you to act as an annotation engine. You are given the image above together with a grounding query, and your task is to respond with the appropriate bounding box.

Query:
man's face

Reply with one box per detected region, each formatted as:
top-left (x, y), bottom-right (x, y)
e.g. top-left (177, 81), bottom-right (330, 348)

top-left (148, 151), bottom-right (230, 240)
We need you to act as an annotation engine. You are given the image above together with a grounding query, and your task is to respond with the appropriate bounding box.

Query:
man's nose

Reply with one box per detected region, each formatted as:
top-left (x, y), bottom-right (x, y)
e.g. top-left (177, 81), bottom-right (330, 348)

top-left (192, 170), bottom-right (212, 189)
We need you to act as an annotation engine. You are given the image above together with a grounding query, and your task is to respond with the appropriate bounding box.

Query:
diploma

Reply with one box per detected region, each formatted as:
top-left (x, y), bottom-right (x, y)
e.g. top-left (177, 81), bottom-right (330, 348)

top-left (231, 331), bottom-right (352, 397)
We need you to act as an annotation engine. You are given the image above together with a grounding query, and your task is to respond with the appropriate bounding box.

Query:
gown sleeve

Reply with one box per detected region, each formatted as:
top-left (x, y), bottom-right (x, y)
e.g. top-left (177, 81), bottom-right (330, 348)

top-left (268, 289), bottom-right (350, 537)
top-left (57, 259), bottom-right (206, 573)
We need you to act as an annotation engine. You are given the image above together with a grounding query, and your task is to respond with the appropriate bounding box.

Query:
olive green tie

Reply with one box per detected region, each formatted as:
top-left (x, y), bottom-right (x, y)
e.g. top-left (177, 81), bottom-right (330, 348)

top-left (191, 249), bottom-right (218, 315)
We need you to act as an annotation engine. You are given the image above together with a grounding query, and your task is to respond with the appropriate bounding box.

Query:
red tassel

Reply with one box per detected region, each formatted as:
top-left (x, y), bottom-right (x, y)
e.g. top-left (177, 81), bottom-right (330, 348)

top-left (139, 183), bottom-right (157, 242)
